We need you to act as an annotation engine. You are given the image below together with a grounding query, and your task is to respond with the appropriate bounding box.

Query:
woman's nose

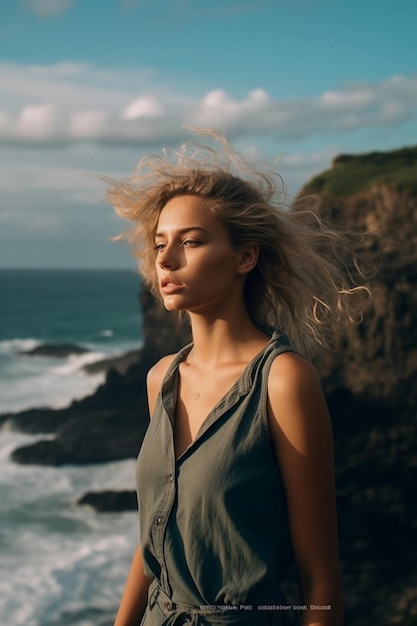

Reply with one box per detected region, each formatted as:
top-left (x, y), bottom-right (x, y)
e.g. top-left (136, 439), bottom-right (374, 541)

top-left (158, 244), bottom-right (179, 269)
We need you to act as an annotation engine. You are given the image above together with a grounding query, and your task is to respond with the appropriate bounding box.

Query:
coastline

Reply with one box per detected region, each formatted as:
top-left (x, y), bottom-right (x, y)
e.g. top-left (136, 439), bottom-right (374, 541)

top-left (0, 287), bottom-right (191, 506)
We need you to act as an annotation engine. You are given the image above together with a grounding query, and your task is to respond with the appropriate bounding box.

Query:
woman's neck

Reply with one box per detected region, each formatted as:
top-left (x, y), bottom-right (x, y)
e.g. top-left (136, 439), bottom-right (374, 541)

top-left (187, 311), bottom-right (269, 368)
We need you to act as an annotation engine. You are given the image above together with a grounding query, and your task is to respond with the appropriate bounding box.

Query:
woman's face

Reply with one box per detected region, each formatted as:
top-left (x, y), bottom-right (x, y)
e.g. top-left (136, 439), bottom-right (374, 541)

top-left (154, 195), bottom-right (247, 315)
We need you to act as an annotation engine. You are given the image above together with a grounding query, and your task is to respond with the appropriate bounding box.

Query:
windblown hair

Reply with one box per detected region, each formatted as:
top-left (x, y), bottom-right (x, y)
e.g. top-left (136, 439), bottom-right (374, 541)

top-left (106, 133), bottom-right (369, 357)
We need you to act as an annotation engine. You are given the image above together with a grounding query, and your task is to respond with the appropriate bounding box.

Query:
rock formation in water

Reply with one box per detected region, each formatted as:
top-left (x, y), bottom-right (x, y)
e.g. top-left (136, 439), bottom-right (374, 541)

top-left (19, 343), bottom-right (90, 357)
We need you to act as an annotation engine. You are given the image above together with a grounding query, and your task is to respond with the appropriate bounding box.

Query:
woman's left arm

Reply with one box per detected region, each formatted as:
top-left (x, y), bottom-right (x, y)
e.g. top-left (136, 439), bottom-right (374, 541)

top-left (267, 353), bottom-right (343, 626)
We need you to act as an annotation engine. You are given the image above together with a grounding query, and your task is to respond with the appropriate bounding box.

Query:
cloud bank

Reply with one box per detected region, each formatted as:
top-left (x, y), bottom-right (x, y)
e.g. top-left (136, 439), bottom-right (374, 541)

top-left (1, 62), bottom-right (416, 149)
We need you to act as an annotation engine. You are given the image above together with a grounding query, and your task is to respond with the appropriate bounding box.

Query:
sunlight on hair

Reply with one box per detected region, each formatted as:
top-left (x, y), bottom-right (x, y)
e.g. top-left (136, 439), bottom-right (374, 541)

top-left (105, 129), bottom-right (371, 357)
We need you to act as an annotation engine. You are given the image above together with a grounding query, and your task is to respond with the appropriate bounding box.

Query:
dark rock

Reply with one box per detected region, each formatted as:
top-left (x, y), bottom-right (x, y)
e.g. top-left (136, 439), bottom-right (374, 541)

top-left (10, 409), bottom-right (146, 465)
top-left (77, 490), bottom-right (137, 512)
top-left (296, 150), bottom-right (417, 625)
top-left (312, 183), bottom-right (417, 411)
top-left (0, 406), bottom-right (74, 434)
top-left (83, 349), bottom-right (142, 375)
top-left (19, 343), bottom-right (90, 357)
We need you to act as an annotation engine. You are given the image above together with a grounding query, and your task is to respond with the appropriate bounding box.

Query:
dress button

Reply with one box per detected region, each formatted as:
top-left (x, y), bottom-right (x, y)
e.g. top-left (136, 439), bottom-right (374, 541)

top-left (156, 516), bottom-right (164, 525)
top-left (165, 600), bottom-right (172, 610)
top-left (168, 473), bottom-right (173, 482)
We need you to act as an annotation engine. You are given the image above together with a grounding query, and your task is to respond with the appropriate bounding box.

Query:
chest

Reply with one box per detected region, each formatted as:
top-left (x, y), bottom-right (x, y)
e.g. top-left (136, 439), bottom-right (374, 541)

top-left (173, 363), bottom-right (246, 458)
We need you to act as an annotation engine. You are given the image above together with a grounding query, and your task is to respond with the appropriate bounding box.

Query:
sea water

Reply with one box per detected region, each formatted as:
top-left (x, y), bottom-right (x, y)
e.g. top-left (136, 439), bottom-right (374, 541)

top-left (0, 269), bottom-right (143, 413)
top-left (0, 269), bottom-right (144, 626)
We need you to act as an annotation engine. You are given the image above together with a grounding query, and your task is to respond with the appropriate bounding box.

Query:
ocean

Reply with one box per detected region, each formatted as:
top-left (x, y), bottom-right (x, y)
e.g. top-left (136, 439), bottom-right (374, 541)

top-left (0, 269), bottom-right (145, 626)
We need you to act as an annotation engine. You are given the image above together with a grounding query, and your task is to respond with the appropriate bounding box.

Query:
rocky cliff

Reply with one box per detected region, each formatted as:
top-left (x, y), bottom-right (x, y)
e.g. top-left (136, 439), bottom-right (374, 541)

top-left (1, 145), bottom-right (417, 625)
top-left (298, 146), bottom-right (417, 625)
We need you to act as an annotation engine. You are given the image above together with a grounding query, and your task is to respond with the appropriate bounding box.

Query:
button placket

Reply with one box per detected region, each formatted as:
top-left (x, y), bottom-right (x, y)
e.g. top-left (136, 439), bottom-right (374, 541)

top-left (153, 437), bottom-right (177, 596)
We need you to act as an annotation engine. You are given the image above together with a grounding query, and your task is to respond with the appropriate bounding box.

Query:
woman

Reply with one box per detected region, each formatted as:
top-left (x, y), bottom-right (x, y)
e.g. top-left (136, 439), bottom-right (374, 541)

top-left (107, 137), bottom-right (366, 626)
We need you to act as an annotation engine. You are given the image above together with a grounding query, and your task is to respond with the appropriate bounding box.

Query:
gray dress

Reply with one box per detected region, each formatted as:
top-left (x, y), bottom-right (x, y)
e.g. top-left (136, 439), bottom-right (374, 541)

top-left (137, 329), bottom-right (299, 625)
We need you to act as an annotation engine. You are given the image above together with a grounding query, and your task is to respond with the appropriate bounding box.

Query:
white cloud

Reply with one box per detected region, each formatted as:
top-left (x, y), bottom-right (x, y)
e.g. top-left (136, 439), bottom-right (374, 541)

top-left (321, 89), bottom-right (374, 108)
top-left (16, 103), bottom-right (56, 139)
top-left (24, 0), bottom-right (74, 18)
top-left (1, 62), bottom-right (416, 149)
top-left (70, 111), bottom-right (110, 139)
top-left (122, 96), bottom-right (165, 120)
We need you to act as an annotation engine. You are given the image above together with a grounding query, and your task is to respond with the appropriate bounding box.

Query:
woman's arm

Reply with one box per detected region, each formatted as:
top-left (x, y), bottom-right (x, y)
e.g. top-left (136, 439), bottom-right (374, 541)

top-left (113, 545), bottom-right (153, 626)
top-left (267, 353), bottom-right (343, 626)
top-left (114, 354), bottom-right (177, 626)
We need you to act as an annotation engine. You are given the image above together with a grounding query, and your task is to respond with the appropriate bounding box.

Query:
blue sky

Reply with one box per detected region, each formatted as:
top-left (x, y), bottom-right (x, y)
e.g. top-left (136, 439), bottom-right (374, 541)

top-left (1, 0), bottom-right (416, 268)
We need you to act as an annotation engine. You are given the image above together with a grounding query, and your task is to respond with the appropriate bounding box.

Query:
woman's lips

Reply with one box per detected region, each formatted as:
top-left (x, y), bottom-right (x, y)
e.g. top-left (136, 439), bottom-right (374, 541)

top-left (160, 280), bottom-right (184, 294)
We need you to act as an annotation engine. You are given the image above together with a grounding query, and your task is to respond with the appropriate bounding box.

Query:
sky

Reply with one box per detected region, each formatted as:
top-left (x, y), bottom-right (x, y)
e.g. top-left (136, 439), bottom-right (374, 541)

top-left (1, 0), bottom-right (416, 269)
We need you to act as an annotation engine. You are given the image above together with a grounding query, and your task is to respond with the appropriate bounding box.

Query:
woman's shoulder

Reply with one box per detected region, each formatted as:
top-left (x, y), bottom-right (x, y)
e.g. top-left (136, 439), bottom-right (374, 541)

top-left (268, 350), bottom-right (319, 395)
top-left (266, 351), bottom-right (330, 453)
top-left (146, 353), bottom-right (177, 390)
top-left (145, 354), bottom-right (177, 417)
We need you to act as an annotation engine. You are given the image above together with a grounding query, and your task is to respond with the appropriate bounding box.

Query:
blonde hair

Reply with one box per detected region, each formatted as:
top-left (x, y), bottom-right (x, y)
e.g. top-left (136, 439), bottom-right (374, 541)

top-left (106, 133), bottom-right (369, 357)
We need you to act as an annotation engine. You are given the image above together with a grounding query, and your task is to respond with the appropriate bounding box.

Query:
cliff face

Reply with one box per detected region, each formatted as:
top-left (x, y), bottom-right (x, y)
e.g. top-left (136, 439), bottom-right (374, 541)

top-left (2, 145), bottom-right (417, 624)
top-left (316, 184), bottom-right (417, 406)
top-left (298, 152), bottom-right (417, 625)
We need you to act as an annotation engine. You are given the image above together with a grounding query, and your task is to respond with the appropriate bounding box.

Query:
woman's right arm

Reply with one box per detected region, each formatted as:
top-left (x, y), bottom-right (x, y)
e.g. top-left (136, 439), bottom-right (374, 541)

top-left (114, 354), bottom-right (177, 626)
top-left (114, 545), bottom-right (153, 626)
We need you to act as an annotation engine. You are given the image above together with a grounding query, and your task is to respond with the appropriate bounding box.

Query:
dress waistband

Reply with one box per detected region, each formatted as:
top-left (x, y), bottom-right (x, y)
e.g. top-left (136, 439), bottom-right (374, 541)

top-left (148, 582), bottom-right (297, 625)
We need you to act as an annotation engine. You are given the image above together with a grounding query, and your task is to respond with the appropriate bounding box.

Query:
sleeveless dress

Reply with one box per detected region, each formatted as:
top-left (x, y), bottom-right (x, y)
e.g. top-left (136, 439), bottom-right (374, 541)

top-left (136, 328), bottom-right (299, 625)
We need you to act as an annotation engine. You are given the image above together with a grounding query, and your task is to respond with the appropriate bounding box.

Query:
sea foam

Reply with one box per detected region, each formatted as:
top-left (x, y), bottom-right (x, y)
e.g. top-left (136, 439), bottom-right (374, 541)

top-left (0, 433), bottom-right (138, 626)
top-left (0, 338), bottom-right (137, 414)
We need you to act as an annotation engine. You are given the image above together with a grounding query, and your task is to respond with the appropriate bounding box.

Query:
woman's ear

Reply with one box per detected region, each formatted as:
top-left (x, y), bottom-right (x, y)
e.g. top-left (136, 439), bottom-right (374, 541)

top-left (236, 243), bottom-right (259, 275)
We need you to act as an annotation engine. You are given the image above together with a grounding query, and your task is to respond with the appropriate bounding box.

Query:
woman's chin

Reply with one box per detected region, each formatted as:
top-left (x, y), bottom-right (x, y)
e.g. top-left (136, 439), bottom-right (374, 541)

top-left (161, 297), bottom-right (186, 312)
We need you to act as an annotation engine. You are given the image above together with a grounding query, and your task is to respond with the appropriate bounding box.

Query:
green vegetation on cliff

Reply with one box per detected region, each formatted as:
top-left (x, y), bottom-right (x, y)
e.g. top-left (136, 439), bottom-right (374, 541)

top-left (302, 145), bottom-right (417, 198)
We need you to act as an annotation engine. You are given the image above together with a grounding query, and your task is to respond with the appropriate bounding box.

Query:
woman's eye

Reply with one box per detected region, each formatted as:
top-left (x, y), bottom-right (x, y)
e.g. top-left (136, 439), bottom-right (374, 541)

top-left (154, 239), bottom-right (202, 251)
